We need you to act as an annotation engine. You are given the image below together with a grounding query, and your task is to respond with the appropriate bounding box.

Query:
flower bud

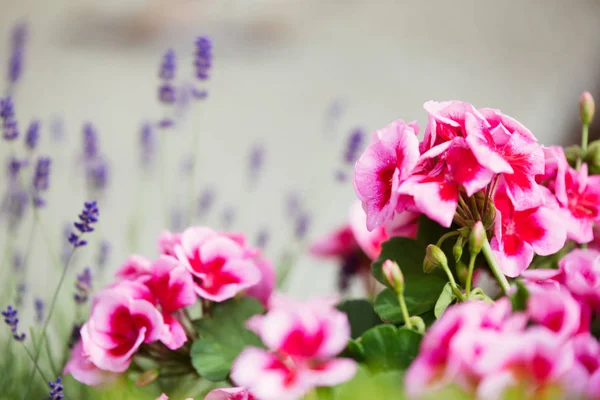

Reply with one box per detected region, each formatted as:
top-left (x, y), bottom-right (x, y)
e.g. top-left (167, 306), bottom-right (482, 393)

top-left (580, 91), bottom-right (595, 125)
top-left (382, 259), bottom-right (404, 293)
top-left (423, 245), bottom-right (448, 273)
top-left (136, 368), bottom-right (159, 386)
top-left (469, 221), bottom-right (486, 255)
top-left (565, 145), bottom-right (581, 167)
top-left (408, 316), bottom-right (425, 334)
top-left (453, 240), bottom-right (463, 263)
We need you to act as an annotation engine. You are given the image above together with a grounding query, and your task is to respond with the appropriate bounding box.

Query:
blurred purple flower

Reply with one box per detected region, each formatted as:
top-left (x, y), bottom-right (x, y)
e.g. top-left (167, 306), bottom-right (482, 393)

top-left (1, 97), bottom-right (18, 141)
top-left (25, 119), bottom-right (40, 151)
top-left (8, 22), bottom-right (27, 86)
top-left (194, 36), bottom-right (212, 81)
top-left (197, 187), bottom-right (215, 218)
top-left (139, 121), bottom-right (156, 168)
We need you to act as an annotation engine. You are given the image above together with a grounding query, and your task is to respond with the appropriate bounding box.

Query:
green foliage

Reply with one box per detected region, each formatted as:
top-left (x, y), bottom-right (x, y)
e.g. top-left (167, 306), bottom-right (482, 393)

top-left (372, 217), bottom-right (451, 322)
top-left (510, 281), bottom-right (530, 312)
top-left (434, 282), bottom-right (456, 318)
top-left (337, 299), bottom-right (383, 339)
top-left (190, 297), bottom-right (264, 382)
top-left (359, 325), bottom-right (422, 373)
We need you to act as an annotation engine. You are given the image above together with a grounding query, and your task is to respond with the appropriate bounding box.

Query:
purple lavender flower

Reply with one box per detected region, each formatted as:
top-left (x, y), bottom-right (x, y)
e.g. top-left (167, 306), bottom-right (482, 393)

top-left (32, 156), bottom-right (51, 207)
top-left (12, 251), bottom-right (23, 272)
top-left (2, 305), bottom-right (25, 341)
top-left (194, 36), bottom-right (213, 81)
top-left (255, 227), bottom-right (269, 249)
top-left (158, 49), bottom-right (176, 105)
top-left (248, 143), bottom-right (265, 183)
top-left (68, 201), bottom-right (99, 247)
top-left (50, 117), bottom-right (64, 143)
top-left (1, 97), bottom-right (18, 141)
top-left (15, 282), bottom-right (26, 307)
top-left (46, 377), bottom-right (64, 400)
top-left (86, 159), bottom-right (109, 193)
top-left (222, 206), bottom-right (235, 229)
top-left (294, 211), bottom-right (311, 240)
top-left (97, 240), bottom-right (110, 270)
top-left (82, 123), bottom-right (98, 159)
top-left (68, 323), bottom-right (82, 349)
top-left (25, 119), bottom-right (40, 150)
top-left (343, 127), bottom-right (364, 164)
top-left (6, 156), bottom-right (24, 182)
top-left (34, 297), bottom-right (44, 324)
top-left (139, 121), bottom-right (156, 168)
top-left (74, 267), bottom-right (92, 304)
top-left (5, 188), bottom-right (28, 231)
top-left (285, 192), bottom-right (301, 219)
top-left (8, 22), bottom-right (27, 86)
top-left (197, 187), bottom-right (215, 218)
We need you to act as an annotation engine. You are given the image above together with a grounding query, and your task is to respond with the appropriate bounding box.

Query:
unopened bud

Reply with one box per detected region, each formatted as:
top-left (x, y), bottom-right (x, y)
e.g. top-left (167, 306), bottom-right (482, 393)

top-left (136, 368), bottom-right (159, 386)
top-left (565, 145), bottom-right (581, 167)
top-left (453, 240), bottom-right (463, 263)
top-left (469, 221), bottom-right (486, 255)
top-left (423, 245), bottom-right (448, 273)
top-left (382, 259), bottom-right (404, 293)
top-left (408, 316), bottom-right (425, 334)
top-left (580, 91), bottom-right (595, 126)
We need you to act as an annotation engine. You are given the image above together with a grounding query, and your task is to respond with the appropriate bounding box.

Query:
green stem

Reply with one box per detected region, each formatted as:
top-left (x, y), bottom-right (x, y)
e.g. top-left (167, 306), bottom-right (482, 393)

top-left (465, 254), bottom-right (476, 297)
top-left (397, 291), bottom-right (413, 329)
top-left (20, 342), bottom-right (49, 383)
top-left (458, 195), bottom-right (474, 220)
top-left (439, 262), bottom-right (466, 301)
top-left (435, 231), bottom-right (460, 248)
top-left (469, 196), bottom-right (482, 221)
top-left (23, 248), bottom-right (77, 400)
top-left (481, 238), bottom-right (510, 293)
top-left (577, 123), bottom-right (590, 169)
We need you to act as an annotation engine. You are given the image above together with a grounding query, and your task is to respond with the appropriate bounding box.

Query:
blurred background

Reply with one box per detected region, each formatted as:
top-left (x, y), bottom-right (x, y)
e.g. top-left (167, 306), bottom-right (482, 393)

top-left (1, 0), bottom-right (600, 303)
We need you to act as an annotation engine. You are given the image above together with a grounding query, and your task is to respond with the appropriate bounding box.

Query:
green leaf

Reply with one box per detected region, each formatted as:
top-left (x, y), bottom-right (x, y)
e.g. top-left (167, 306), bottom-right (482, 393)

top-left (340, 339), bottom-right (365, 362)
top-left (510, 280), bottom-right (530, 312)
top-left (190, 298), bottom-right (264, 381)
top-left (337, 299), bottom-right (383, 339)
top-left (360, 325), bottom-right (422, 372)
top-left (335, 366), bottom-right (405, 400)
top-left (434, 282), bottom-right (456, 318)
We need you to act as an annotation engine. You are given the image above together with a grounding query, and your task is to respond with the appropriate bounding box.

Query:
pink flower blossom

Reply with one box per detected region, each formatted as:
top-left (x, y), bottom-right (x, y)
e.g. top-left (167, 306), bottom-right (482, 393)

top-left (476, 327), bottom-right (576, 400)
top-left (175, 227), bottom-right (261, 302)
top-left (465, 110), bottom-right (545, 210)
top-left (527, 286), bottom-right (583, 341)
top-left (244, 256), bottom-right (275, 307)
top-left (80, 281), bottom-right (165, 372)
top-left (559, 249), bottom-right (600, 312)
top-left (146, 256), bottom-right (196, 349)
top-left (157, 230), bottom-right (182, 257)
top-left (353, 119), bottom-right (420, 231)
top-left (571, 334), bottom-right (600, 399)
top-left (490, 183), bottom-right (566, 277)
top-left (554, 163), bottom-right (600, 243)
top-left (114, 255), bottom-right (152, 282)
top-left (421, 100), bottom-right (482, 151)
top-left (231, 297), bottom-right (357, 400)
top-left (64, 341), bottom-right (118, 386)
top-left (204, 387), bottom-right (256, 400)
top-left (155, 394), bottom-right (192, 400)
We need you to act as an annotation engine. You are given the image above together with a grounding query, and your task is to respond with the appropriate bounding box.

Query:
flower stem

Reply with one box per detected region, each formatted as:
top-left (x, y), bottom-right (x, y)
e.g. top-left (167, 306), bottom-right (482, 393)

top-left (481, 238), bottom-right (510, 293)
top-left (435, 231), bottom-right (460, 248)
top-left (397, 292), bottom-right (413, 329)
top-left (465, 254), bottom-right (477, 297)
top-left (577, 123), bottom-right (590, 169)
top-left (23, 248), bottom-right (76, 400)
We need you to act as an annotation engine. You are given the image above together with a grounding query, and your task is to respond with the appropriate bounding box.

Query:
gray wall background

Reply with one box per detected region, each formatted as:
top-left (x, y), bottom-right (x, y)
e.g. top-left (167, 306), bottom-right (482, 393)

top-left (1, 0), bottom-right (600, 303)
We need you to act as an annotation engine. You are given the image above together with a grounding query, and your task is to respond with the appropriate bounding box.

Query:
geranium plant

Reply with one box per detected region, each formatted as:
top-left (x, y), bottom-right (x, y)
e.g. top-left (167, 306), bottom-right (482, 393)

top-left (2, 21), bottom-right (600, 400)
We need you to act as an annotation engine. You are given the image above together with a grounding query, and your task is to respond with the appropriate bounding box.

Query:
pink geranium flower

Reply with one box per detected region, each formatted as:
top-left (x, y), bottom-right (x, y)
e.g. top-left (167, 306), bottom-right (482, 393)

top-left (527, 286), bottom-right (583, 341)
top-left (353, 119), bottom-right (420, 231)
top-left (490, 183), bottom-right (566, 277)
top-left (465, 110), bottom-right (545, 211)
top-left (421, 100), bottom-right (482, 151)
top-left (476, 327), bottom-right (576, 400)
top-left (63, 341), bottom-right (118, 386)
top-left (554, 163), bottom-right (600, 243)
top-left (231, 297), bottom-right (357, 400)
top-left (204, 387), bottom-right (256, 400)
top-left (80, 281), bottom-right (165, 373)
top-left (157, 230), bottom-right (182, 257)
top-left (558, 249), bottom-right (600, 312)
top-left (146, 256), bottom-right (196, 349)
top-left (114, 255), bottom-right (152, 282)
top-left (175, 227), bottom-right (261, 302)
top-left (571, 334), bottom-right (600, 399)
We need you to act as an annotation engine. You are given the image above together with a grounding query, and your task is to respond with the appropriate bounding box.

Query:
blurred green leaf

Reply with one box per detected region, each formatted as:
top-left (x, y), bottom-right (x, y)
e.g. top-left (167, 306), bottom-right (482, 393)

top-left (337, 299), bottom-right (382, 339)
top-left (510, 281), bottom-right (530, 312)
top-left (190, 298), bottom-right (264, 382)
top-left (360, 325), bottom-right (422, 372)
top-left (434, 282), bottom-right (456, 318)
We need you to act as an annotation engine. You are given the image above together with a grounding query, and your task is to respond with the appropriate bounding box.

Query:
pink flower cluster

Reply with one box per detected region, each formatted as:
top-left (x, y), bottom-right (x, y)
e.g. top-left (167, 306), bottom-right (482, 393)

top-left (354, 101), bottom-right (600, 277)
top-left (231, 296), bottom-right (357, 400)
top-left (406, 249), bottom-right (600, 399)
top-left (64, 226), bottom-right (274, 385)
